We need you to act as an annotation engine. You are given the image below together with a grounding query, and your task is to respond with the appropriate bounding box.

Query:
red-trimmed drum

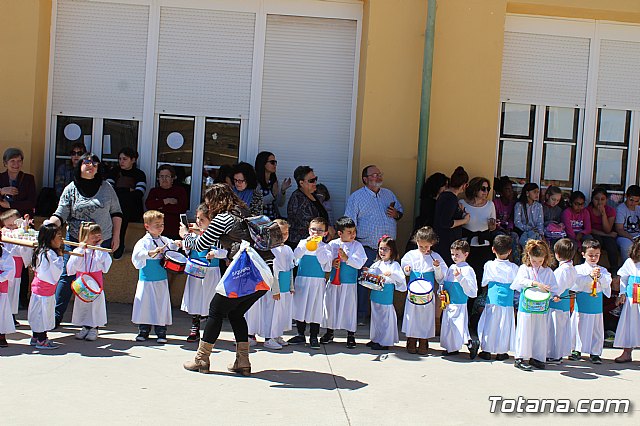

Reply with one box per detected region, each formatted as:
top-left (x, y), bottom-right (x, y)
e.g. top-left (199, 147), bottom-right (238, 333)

top-left (71, 275), bottom-right (102, 303)
top-left (162, 250), bottom-right (187, 273)
top-left (407, 278), bottom-right (434, 305)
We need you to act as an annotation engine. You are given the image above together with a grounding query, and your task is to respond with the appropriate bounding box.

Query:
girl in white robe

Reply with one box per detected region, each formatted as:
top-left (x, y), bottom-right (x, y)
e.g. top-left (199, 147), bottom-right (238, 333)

top-left (614, 244), bottom-right (640, 363)
top-left (547, 239), bottom-right (577, 362)
top-left (0, 242), bottom-right (17, 347)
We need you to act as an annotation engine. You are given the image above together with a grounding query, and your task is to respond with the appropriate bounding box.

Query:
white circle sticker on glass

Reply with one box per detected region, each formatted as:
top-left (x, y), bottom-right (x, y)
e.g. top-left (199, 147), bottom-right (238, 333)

top-left (166, 132), bottom-right (184, 150)
top-left (64, 123), bottom-right (82, 141)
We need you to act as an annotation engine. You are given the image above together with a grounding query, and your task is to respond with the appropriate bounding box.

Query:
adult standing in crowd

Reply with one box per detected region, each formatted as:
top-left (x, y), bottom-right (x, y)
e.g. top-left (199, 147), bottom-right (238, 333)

top-left (48, 152), bottom-right (122, 327)
top-left (182, 183), bottom-right (267, 376)
top-left (345, 165), bottom-right (403, 325)
top-left (0, 148), bottom-right (36, 216)
top-left (255, 151), bottom-right (292, 219)
top-left (287, 165), bottom-right (331, 247)
top-left (433, 166), bottom-right (470, 258)
top-left (416, 172), bottom-right (449, 229)
top-left (54, 142), bottom-right (86, 196)
top-left (145, 165), bottom-right (188, 240)
top-left (232, 162), bottom-right (263, 217)
top-left (106, 147), bottom-right (146, 260)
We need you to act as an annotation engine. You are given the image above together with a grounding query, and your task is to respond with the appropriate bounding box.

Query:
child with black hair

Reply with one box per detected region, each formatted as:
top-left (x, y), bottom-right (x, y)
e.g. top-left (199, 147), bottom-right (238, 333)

top-left (0, 240), bottom-right (17, 347)
top-left (440, 239), bottom-right (478, 357)
top-left (28, 223), bottom-right (65, 349)
top-left (613, 237), bottom-right (640, 363)
top-left (321, 216), bottom-right (367, 348)
top-left (561, 191), bottom-right (592, 245)
top-left (401, 226), bottom-right (447, 355)
top-left (571, 239), bottom-right (612, 364)
top-left (542, 185), bottom-right (566, 244)
top-left (477, 235), bottom-right (519, 361)
top-left (547, 238), bottom-right (576, 363)
top-left (367, 236), bottom-right (406, 350)
top-left (514, 183), bottom-right (544, 247)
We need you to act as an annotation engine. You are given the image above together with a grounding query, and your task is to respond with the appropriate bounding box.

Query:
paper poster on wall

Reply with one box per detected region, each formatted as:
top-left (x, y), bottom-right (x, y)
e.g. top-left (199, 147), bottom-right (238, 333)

top-left (595, 148), bottom-right (623, 185)
top-left (599, 109), bottom-right (627, 143)
top-left (503, 103), bottom-right (532, 137)
top-left (546, 107), bottom-right (575, 140)
top-left (84, 135), bottom-right (92, 152)
top-left (543, 143), bottom-right (572, 182)
top-left (501, 140), bottom-right (529, 178)
top-left (103, 135), bottom-right (111, 155)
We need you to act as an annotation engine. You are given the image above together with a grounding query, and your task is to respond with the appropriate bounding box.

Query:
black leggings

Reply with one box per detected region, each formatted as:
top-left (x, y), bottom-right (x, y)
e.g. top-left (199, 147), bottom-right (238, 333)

top-left (202, 291), bottom-right (267, 344)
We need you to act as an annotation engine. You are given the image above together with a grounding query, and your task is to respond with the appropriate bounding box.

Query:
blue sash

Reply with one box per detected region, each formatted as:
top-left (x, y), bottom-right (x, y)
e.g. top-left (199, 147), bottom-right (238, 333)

top-left (329, 262), bottom-right (358, 284)
top-left (487, 281), bottom-right (514, 307)
top-left (549, 289), bottom-right (570, 312)
top-left (278, 270), bottom-right (292, 293)
top-left (298, 255), bottom-right (326, 278)
top-left (626, 275), bottom-right (640, 298)
top-left (370, 282), bottom-right (395, 305)
top-left (575, 291), bottom-right (603, 314)
top-left (443, 280), bottom-right (468, 304)
top-left (190, 249), bottom-right (219, 267)
top-left (139, 259), bottom-right (167, 282)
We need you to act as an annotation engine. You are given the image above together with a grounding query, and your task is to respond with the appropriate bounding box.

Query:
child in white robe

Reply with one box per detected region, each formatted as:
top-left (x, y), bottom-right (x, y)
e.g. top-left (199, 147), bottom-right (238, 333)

top-left (0, 241), bottom-right (17, 347)
top-left (546, 238), bottom-right (576, 363)
top-left (613, 237), bottom-right (640, 363)
top-left (0, 209), bottom-right (32, 323)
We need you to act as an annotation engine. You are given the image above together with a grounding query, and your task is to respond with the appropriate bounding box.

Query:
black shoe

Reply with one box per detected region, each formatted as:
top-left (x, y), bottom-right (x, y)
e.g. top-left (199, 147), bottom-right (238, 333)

top-left (495, 353), bottom-right (509, 361)
top-left (346, 335), bottom-right (356, 349)
top-left (546, 357), bottom-right (562, 365)
top-left (0, 336), bottom-right (8, 347)
top-left (12, 315), bottom-right (19, 327)
top-left (478, 351), bottom-right (492, 360)
top-left (529, 358), bottom-right (546, 369)
top-left (320, 332), bottom-right (334, 344)
top-left (514, 359), bottom-right (532, 371)
top-left (287, 335), bottom-right (306, 345)
top-left (135, 332), bottom-right (149, 342)
top-left (113, 245), bottom-right (124, 260)
top-left (568, 350), bottom-right (581, 361)
top-left (53, 318), bottom-right (62, 330)
top-left (590, 355), bottom-right (602, 364)
top-left (365, 341), bottom-right (374, 347)
top-left (309, 337), bottom-right (320, 349)
top-left (370, 342), bottom-right (388, 350)
top-left (186, 330), bottom-right (199, 342)
top-left (443, 350), bottom-right (459, 356)
top-left (468, 339), bottom-right (479, 359)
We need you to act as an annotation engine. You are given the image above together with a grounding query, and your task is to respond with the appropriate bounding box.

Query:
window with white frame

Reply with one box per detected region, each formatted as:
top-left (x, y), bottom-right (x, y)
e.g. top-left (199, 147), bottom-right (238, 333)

top-left (541, 107), bottom-right (580, 190)
top-left (496, 103), bottom-right (535, 183)
top-left (594, 109), bottom-right (631, 194)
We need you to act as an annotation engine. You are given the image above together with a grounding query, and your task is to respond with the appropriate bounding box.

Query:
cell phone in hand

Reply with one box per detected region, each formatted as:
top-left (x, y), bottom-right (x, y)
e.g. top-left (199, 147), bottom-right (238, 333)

top-left (389, 201), bottom-right (395, 208)
top-left (180, 214), bottom-right (189, 229)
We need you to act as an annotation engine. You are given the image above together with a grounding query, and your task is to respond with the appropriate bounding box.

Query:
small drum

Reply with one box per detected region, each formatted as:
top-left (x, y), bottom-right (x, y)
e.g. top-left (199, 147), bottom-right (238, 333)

top-left (408, 279), bottom-right (434, 305)
top-left (522, 288), bottom-right (551, 313)
top-left (162, 250), bottom-right (187, 273)
top-left (358, 270), bottom-right (385, 291)
top-left (185, 258), bottom-right (209, 279)
top-left (71, 275), bottom-right (102, 303)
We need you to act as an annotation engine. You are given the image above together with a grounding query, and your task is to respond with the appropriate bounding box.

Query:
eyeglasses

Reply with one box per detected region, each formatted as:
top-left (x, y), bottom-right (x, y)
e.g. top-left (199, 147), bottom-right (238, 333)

top-left (82, 159), bottom-right (98, 166)
top-left (480, 186), bottom-right (491, 192)
top-left (158, 175), bottom-right (173, 180)
top-left (267, 160), bottom-right (278, 165)
top-left (306, 177), bottom-right (318, 184)
top-left (367, 173), bottom-right (384, 179)
top-left (234, 178), bottom-right (246, 184)
top-left (378, 247), bottom-right (391, 253)
top-left (310, 227), bottom-right (325, 232)
top-left (70, 150), bottom-right (84, 156)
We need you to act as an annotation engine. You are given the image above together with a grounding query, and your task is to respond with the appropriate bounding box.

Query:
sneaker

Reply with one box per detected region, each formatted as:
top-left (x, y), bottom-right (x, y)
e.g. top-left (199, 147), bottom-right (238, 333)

top-left (0, 336), bottom-right (8, 347)
top-left (157, 335), bottom-right (168, 344)
top-left (495, 353), bottom-right (509, 361)
top-left (85, 328), bottom-right (98, 341)
top-left (478, 351), bottom-right (492, 360)
top-left (287, 335), bottom-right (306, 345)
top-left (514, 359), bottom-right (532, 371)
top-left (29, 337), bottom-right (37, 346)
top-left (590, 355), bottom-right (602, 364)
top-left (568, 350), bottom-right (581, 361)
top-left (75, 327), bottom-right (90, 340)
top-left (35, 339), bottom-right (59, 350)
top-left (135, 333), bottom-right (149, 342)
top-left (365, 341), bottom-right (374, 347)
top-left (309, 337), bottom-right (320, 349)
top-left (186, 328), bottom-right (200, 342)
top-left (370, 342), bottom-right (388, 350)
top-left (529, 358), bottom-right (546, 369)
top-left (346, 335), bottom-right (356, 349)
top-left (320, 332), bottom-right (334, 344)
top-left (275, 336), bottom-right (289, 346)
top-left (248, 336), bottom-right (258, 347)
top-left (264, 338), bottom-right (283, 350)
top-left (546, 357), bottom-right (563, 365)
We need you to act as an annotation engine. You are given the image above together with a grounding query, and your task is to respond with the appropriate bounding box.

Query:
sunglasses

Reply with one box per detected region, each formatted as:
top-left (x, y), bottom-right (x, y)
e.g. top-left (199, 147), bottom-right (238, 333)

top-left (70, 150), bottom-right (84, 156)
top-left (307, 177), bottom-right (318, 184)
top-left (82, 159), bottom-right (98, 166)
top-left (480, 186), bottom-right (491, 192)
top-left (267, 160), bottom-right (278, 165)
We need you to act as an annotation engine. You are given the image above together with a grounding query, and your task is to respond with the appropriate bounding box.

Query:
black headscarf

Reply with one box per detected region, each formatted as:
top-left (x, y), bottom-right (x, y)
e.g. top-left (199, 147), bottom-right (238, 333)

top-left (73, 153), bottom-right (103, 198)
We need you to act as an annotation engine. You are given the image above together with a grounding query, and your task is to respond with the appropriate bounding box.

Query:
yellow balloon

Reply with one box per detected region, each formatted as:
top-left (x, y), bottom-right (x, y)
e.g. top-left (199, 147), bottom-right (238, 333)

top-left (306, 236), bottom-right (321, 251)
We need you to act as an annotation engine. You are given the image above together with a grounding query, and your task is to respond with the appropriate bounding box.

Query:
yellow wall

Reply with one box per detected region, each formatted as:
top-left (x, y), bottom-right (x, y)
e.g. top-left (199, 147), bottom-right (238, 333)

top-left (0, 0), bottom-right (51, 179)
top-left (508, 0), bottom-right (640, 22)
top-left (355, 0), bottom-right (428, 245)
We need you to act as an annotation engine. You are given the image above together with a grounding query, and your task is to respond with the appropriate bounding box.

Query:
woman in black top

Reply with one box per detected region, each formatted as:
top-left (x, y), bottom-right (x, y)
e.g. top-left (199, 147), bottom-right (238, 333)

top-left (286, 165), bottom-right (330, 246)
top-left (182, 184), bottom-right (267, 376)
top-left (433, 166), bottom-right (470, 258)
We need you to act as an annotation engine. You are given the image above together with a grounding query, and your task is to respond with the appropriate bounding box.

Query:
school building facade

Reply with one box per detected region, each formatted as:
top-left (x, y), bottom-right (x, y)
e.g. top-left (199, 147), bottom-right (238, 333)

top-left (2, 0), bottom-right (640, 254)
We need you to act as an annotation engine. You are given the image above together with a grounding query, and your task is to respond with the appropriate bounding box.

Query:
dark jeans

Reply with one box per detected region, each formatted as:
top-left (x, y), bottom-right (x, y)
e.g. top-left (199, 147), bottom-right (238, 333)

top-left (202, 290), bottom-right (267, 344)
top-left (55, 235), bottom-right (112, 323)
top-left (467, 245), bottom-right (493, 340)
top-left (19, 264), bottom-right (29, 308)
top-left (357, 246), bottom-right (378, 320)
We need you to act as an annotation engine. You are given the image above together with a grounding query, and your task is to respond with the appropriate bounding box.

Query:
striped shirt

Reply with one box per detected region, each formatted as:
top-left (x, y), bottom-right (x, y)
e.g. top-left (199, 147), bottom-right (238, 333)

top-left (183, 212), bottom-right (236, 253)
top-left (344, 186), bottom-right (403, 249)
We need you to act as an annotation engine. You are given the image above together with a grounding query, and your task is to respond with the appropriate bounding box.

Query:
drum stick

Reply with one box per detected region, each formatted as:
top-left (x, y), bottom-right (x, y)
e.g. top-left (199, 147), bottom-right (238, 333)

top-left (64, 250), bottom-right (84, 257)
top-left (1, 236), bottom-right (82, 256)
top-left (63, 240), bottom-right (112, 253)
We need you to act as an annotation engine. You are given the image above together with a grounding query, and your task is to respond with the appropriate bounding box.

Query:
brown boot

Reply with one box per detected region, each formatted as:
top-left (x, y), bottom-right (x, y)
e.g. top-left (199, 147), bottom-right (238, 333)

top-left (183, 340), bottom-right (214, 373)
top-left (418, 339), bottom-right (429, 355)
top-left (406, 337), bottom-right (417, 354)
top-left (228, 341), bottom-right (251, 376)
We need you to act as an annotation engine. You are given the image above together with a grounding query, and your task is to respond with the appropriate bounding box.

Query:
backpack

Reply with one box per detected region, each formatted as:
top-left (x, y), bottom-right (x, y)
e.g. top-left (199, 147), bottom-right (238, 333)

top-left (218, 210), bottom-right (277, 262)
top-left (245, 215), bottom-right (284, 251)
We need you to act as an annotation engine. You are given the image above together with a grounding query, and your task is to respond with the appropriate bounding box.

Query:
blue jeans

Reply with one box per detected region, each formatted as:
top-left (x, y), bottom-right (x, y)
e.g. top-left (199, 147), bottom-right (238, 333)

top-left (357, 246), bottom-right (378, 321)
top-left (55, 235), bottom-right (112, 323)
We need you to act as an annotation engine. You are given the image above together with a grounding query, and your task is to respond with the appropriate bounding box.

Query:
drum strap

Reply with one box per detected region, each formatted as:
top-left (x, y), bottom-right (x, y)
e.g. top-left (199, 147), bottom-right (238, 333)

top-left (151, 235), bottom-right (167, 258)
top-left (84, 248), bottom-right (95, 272)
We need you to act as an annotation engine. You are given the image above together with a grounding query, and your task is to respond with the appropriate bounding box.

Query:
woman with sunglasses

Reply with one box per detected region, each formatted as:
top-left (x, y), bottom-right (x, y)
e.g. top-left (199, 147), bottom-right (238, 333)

top-left (254, 151), bottom-right (292, 219)
top-left (47, 153), bottom-right (122, 328)
top-left (0, 148), bottom-right (36, 216)
top-left (54, 142), bottom-right (86, 197)
top-left (231, 162), bottom-right (263, 217)
top-left (286, 165), bottom-right (331, 248)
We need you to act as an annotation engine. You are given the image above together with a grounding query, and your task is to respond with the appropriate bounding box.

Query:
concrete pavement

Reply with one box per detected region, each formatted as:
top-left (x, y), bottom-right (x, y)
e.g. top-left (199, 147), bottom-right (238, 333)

top-left (2, 303), bottom-right (639, 425)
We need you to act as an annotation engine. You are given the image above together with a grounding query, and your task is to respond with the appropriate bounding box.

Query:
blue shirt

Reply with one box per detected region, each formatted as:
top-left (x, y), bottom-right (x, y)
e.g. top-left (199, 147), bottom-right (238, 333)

top-left (344, 186), bottom-right (403, 249)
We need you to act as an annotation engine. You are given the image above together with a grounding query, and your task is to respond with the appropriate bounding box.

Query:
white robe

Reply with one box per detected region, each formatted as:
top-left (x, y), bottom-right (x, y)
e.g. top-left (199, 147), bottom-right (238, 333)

top-left (440, 262), bottom-right (477, 351)
top-left (369, 260), bottom-right (406, 346)
top-left (292, 239), bottom-right (332, 324)
top-left (322, 239), bottom-right (367, 332)
top-left (66, 247), bottom-right (112, 328)
top-left (547, 261), bottom-right (576, 359)
top-left (614, 259), bottom-right (640, 348)
top-left (401, 249), bottom-right (447, 339)
top-left (28, 250), bottom-right (64, 333)
top-left (478, 259), bottom-right (518, 354)
top-left (4, 243), bottom-right (31, 315)
top-left (131, 234), bottom-right (178, 326)
top-left (571, 263), bottom-right (612, 356)
top-left (181, 250), bottom-right (221, 316)
top-left (512, 265), bottom-right (557, 361)
top-left (0, 250), bottom-right (17, 334)
top-left (259, 245), bottom-right (296, 338)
